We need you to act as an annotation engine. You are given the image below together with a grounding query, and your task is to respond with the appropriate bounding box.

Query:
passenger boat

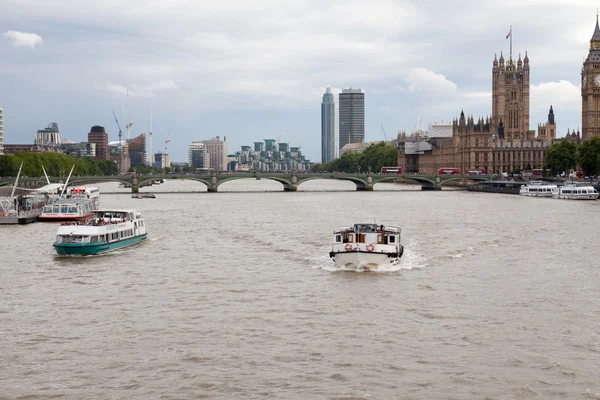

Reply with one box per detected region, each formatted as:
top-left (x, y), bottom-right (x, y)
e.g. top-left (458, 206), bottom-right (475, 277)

top-left (39, 198), bottom-right (98, 221)
top-left (551, 184), bottom-right (599, 200)
top-left (67, 186), bottom-right (100, 205)
top-left (53, 209), bottom-right (148, 256)
top-left (467, 180), bottom-right (526, 195)
top-left (329, 223), bottom-right (404, 270)
top-left (519, 181), bottom-right (557, 197)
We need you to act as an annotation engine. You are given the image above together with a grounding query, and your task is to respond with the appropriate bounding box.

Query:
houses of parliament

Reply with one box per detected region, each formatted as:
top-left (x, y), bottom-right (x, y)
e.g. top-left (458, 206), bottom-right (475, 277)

top-left (398, 16), bottom-right (600, 174)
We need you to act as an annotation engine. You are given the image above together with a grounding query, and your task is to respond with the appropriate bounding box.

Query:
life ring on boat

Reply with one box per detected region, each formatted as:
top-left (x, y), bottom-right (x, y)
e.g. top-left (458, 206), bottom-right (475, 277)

top-left (344, 243), bottom-right (353, 251)
top-left (366, 244), bottom-right (375, 252)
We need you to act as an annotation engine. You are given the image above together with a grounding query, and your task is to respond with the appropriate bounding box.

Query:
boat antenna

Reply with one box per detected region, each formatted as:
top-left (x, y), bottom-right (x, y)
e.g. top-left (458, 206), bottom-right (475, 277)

top-left (59, 165), bottom-right (75, 199)
top-left (9, 162), bottom-right (24, 206)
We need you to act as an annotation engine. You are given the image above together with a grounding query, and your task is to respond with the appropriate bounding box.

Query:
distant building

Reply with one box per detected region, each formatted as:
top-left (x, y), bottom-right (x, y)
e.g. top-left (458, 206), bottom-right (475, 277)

top-left (321, 87), bottom-right (335, 164)
top-left (35, 123), bottom-right (61, 150)
top-left (339, 88), bottom-right (364, 152)
top-left (128, 134), bottom-right (146, 168)
top-left (61, 141), bottom-right (96, 158)
top-left (154, 152), bottom-right (168, 169)
top-left (561, 128), bottom-right (582, 144)
top-left (188, 141), bottom-right (209, 169)
top-left (109, 141), bottom-right (130, 173)
top-left (0, 107), bottom-right (3, 155)
top-left (232, 139), bottom-right (313, 172)
top-left (202, 136), bottom-right (227, 171)
top-left (3, 144), bottom-right (37, 154)
top-left (88, 125), bottom-right (109, 160)
top-left (340, 143), bottom-right (369, 155)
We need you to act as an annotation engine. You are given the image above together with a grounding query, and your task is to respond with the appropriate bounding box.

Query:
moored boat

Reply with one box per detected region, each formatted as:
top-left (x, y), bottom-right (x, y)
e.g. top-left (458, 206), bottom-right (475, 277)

top-left (329, 223), bottom-right (404, 270)
top-left (551, 183), bottom-right (599, 200)
top-left (467, 180), bottom-right (526, 195)
top-left (39, 198), bottom-right (98, 221)
top-left (519, 181), bottom-right (557, 197)
top-left (53, 209), bottom-right (148, 256)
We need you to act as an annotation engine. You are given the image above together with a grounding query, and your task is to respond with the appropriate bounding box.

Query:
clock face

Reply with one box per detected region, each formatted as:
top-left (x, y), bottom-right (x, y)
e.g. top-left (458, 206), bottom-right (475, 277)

top-left (595, 74), bottom-right (600, 87)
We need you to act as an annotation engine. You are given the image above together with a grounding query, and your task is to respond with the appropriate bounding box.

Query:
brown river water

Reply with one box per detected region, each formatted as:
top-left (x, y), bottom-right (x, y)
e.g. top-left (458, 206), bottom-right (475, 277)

top-left (1, 179), bottom-right (599, 399)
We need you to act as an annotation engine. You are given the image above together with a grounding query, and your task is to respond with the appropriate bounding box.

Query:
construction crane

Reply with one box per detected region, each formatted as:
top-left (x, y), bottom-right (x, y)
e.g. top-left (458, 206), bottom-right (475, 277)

top-left (148, 111), bottom-right (153, 167)
top-left (381, 125), bottom-right (388, 141)
top-left (112, 111), bottom-right (123, 144)
top-left (121, 105), bottom-right (133, 140)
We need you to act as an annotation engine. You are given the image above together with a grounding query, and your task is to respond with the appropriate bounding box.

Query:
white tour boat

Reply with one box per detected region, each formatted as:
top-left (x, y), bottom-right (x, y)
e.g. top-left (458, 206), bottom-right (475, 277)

top-left (329, 223), bottom-right (404, 270)
top-left (67, 186), bottom-right (100, 205)
top-left (53, 209), bottom-right (148, 256)
top-left (39, 198), bottom-right (98, 221)
top-left (552, 183), bottom-right (599, 200)
top-left (519, 181), bottom-right (557, 197)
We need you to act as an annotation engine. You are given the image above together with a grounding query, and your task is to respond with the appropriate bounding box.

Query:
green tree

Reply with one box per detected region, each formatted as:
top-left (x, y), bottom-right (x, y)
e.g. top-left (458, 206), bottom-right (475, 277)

top-left (545, 141), bottom-right (578, 176)
top-left (578, 136), bottom-right (600, 177)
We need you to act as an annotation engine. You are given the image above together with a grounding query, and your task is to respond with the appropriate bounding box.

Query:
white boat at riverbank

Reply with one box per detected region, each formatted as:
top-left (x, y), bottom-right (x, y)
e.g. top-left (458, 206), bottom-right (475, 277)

top-left (329, 223), bottom-right (404, 270)
top-left (519, 181), bottom-right (557, 197)
top-left (552, 184), bottom-right (599, 200)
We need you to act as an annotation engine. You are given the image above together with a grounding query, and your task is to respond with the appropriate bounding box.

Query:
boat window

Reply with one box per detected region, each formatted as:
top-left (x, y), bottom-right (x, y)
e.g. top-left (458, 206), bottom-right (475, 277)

top-left (335, 235), bottom-right (341, 243)
top-left (348, 233), bottom-right (354, 243)
top-left (389, 236), bottom-right (396, 243)
top-left (68, 206), bottom-right (77, 213)
top-left (53, 205), bottom-right (60, 213)
top-left (61, 205), bottom-right (68, 213)
top-left (43, 206), bottom-right (52, 213)
top-left (377, 234), bottom-right (383, 244)
top-left (99, 235), bottom-right (105, 241)
top-left (90, 236), bottom-right (99, 242)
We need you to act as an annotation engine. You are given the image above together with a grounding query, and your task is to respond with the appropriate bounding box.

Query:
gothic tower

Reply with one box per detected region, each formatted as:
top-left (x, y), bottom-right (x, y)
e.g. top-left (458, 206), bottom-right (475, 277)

top-left (492, 51), bottom-right (530, 139)
top-left (581, 15), bottom-right (600, 140)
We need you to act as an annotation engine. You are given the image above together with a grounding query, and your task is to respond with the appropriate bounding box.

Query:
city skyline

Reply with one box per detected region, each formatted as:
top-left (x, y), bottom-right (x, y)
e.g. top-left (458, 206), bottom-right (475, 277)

top-left (0, 1), bottom-right (595, 161)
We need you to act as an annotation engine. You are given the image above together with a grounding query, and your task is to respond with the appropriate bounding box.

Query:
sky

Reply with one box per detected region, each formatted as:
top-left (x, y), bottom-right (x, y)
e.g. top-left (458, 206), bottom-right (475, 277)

top-left (0, 0), bottom-right (596, 162)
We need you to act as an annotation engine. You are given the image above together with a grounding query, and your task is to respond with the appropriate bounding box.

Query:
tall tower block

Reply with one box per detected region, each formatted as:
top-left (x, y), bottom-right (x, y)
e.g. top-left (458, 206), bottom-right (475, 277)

top-left (492, 51), bottom-right (530, 139)
top-left (581, 15), bottom-right (600, 140)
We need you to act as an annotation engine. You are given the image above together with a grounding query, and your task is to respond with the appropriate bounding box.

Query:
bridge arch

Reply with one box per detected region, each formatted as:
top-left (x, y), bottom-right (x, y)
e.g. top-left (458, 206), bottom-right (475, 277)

top-left (439, 175), bottom-right (490, 187)
top-left (296, 175), bottom-right (369, 190)
top-left (216, 175), bottom-right (293, 191)
top-left (372, 175), bottom-right (436, 187)
top-left (67, 178), bottom-right (131, 188)
top-left (139, 177), bottom-right (211, 189)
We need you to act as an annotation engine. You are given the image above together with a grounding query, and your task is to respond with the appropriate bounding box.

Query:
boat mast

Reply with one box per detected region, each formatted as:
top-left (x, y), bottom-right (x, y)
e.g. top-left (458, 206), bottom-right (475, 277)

top-left (9, 162), bottom-right (24, 206)
top-left (41, 165), bottom-right (51, 185)
top-left (59, 165), bottom-right (75, 199)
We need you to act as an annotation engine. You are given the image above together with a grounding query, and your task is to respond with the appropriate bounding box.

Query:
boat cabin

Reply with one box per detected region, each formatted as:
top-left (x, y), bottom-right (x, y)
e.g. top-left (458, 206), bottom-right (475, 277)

top-left (333, 223), bottom-right (401, 246)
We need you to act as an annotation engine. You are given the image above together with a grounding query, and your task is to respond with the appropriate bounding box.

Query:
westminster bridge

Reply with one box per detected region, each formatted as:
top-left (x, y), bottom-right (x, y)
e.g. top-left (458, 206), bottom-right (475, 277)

top-left (0, 172), bottom-right (492, 192)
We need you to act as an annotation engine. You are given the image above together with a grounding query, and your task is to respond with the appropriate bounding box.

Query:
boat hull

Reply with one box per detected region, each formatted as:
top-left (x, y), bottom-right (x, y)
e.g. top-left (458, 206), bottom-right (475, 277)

top-left (331, 246), bottom-right (404, 270)
top-left (53, 234), bottom-right (147, 256)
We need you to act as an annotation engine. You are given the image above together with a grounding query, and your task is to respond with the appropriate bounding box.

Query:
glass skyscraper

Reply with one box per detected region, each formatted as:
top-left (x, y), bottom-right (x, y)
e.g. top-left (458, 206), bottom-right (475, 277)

top-left (338, 88), bottom-right (364, 153)
top-left (321, 87), bottom-right (336, 164)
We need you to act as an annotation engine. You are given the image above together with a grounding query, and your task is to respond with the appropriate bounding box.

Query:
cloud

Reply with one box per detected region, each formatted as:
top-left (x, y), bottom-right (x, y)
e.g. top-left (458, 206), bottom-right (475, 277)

top-left (96, 80), bottom-right (179, 98)
top-left (531, 80), bottom-right (580, 111)
top-left (3, 30), bottom-right (43, 48)
top-left (402, 68), bottom-right (458, 93)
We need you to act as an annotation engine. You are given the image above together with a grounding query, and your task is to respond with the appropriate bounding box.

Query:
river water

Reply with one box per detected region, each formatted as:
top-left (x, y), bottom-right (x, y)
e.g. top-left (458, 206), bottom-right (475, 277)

top-left (1, 180), bottom-right (599, 399)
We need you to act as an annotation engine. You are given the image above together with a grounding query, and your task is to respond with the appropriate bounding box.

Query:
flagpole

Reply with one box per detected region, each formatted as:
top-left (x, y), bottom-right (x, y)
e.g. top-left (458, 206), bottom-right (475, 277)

top-left (510, 25), bottom-right (512, 58)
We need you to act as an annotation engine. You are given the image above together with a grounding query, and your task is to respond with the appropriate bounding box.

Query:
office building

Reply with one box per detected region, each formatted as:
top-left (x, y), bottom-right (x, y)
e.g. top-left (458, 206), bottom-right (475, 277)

top-left (0, 107), bottom-right (4, 155)
top-left (321, 87), bottom-right (335, 164)
top-left (88, 125), bottom-right (109, 160)
top-left (188, 141), bottom-right (209, 169)
top-left (128, 134), bottom-right (146, 167)
top-left (61, 141), bottom-right (96, 158)
top-left (338, 88), bottom-right (364, 152)
top-left (202, 136), bottom-right (227, 171)
top-left (35, 123), bottom-right (61, 150)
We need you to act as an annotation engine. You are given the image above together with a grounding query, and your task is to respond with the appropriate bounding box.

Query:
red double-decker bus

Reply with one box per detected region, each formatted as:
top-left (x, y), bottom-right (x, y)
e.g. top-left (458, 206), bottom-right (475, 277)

top-left (381, 167), bottom-right (402, 174)
top-left (438, 168), bottom-right (460, 175)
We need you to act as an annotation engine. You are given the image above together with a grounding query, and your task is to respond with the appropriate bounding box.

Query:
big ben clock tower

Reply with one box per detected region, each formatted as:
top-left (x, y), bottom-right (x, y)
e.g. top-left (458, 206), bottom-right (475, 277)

top-left (582, 15), bottom-right (600, 140)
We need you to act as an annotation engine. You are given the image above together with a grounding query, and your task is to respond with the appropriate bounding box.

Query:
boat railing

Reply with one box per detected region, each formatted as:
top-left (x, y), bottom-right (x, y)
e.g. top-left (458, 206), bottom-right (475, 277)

top-left (60, 218), bottom-right (127, 227)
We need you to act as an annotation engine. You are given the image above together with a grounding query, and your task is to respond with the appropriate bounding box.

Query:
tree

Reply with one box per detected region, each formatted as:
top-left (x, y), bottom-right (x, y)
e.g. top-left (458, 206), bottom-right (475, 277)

top-left (578, 136), bottom-right (600, 177)
top-left (545, 140), bottom-right (578, 176)
top-left (315, 142), bottom-right (398, 173)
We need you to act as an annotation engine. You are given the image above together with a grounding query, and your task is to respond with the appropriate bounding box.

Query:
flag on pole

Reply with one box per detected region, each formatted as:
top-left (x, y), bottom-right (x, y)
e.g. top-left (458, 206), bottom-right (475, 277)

top-left (506, 28), bottom-right (511, 39)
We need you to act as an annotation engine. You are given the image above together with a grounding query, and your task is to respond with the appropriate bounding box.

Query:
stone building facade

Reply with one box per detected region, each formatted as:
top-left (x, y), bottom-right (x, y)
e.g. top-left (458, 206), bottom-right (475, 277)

top-left (582, 16), bottom-right (600, 140)
top-left (398, 52), bottom-right (555, 174)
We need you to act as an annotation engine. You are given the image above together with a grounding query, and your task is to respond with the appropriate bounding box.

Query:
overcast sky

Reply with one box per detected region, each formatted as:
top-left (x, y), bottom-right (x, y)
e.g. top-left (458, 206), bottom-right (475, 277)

top-left (0, 0), bottom-right (596, 162)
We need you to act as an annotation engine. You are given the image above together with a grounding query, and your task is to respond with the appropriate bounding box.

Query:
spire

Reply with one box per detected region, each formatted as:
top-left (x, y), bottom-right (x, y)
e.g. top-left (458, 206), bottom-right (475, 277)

top-left (493, 53), bottom-right (498, 67)
top-left (592, 13), bottom-right (600, 42)
top-left (524, 50), bottom-right (529, 63)
top-left (499, 51), bottom-right (505, 65)
top-left (548, 105), bottom-right (555, 125)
